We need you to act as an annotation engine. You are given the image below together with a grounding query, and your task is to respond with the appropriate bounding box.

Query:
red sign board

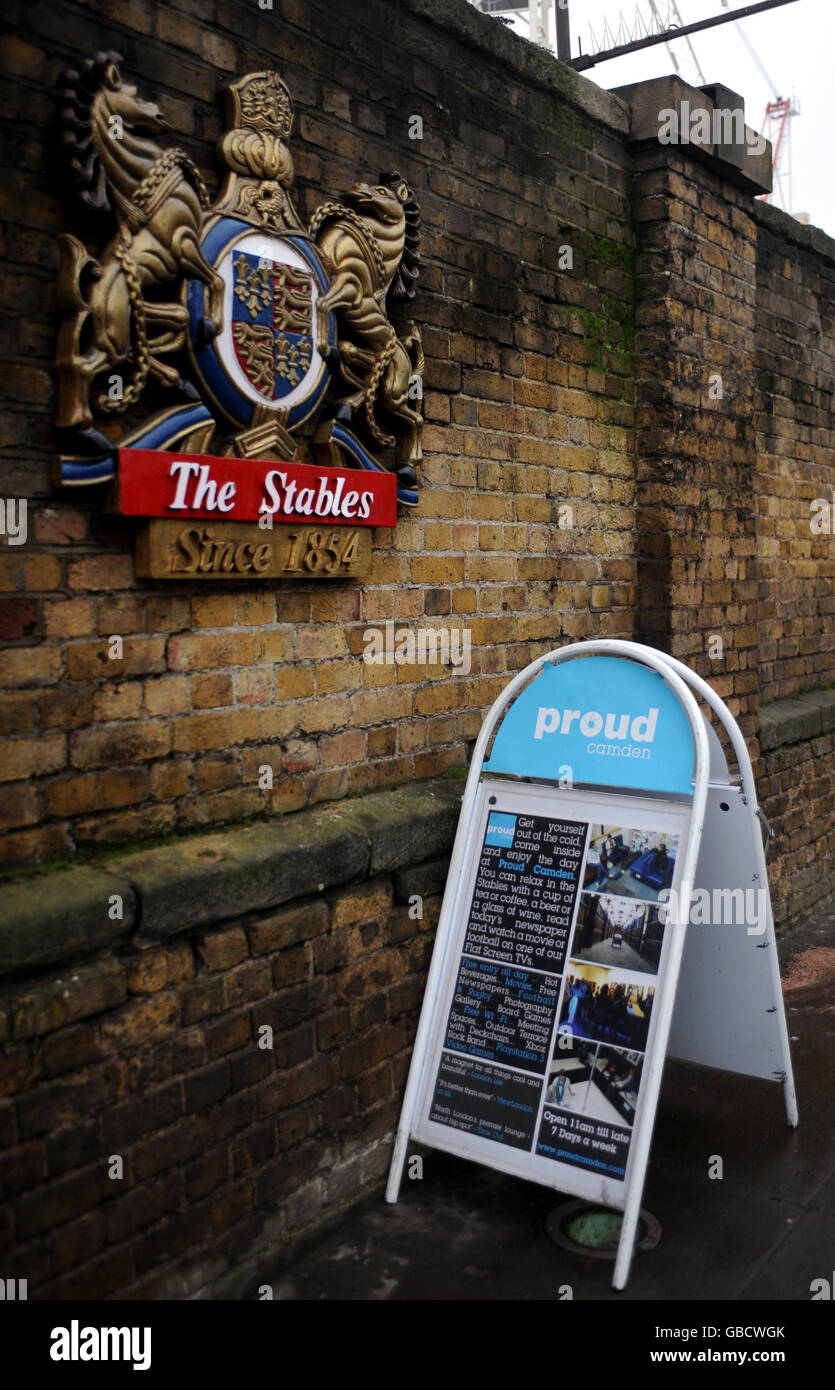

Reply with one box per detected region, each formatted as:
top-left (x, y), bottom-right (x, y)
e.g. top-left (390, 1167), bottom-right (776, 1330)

top-left (117, 448), bottom-right (397, 528)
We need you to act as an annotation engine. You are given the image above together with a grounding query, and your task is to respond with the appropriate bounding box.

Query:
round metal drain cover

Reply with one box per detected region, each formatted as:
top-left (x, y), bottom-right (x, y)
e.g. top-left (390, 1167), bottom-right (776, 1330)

top-left (546, 1201), bottom-right (662, 1260)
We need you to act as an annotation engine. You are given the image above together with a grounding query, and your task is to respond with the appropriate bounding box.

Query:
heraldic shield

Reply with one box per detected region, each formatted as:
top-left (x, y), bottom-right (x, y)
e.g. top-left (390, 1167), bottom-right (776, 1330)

top-left (231, 252), bottom-right (314, 399)
top-left (186, 225), bottom-right (334, 432)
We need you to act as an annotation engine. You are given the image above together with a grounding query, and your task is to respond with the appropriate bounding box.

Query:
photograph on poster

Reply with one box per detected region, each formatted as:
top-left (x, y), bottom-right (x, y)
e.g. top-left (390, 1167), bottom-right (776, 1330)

top-left (558, 962), bottom-right (656, 1051)
top-left (571, 893), bottom-right (665, 975)
top-left (545, 1039), bottom-right (644, 1129)
top-left (583, 824), bottom-right (679, 903)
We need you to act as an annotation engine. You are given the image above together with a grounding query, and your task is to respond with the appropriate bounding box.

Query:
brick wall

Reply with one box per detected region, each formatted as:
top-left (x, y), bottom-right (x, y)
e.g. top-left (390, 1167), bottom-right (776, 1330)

top-left (0, 0), bottom-right (636, 867)
top-left (753, 201), bottom-right (835, 705)
top-left (0, 780), bottom-right (461, 1298)
top-left (616, 82), bottom-right (835, 927)
top-left (0, 5), bottom-right (832, 884)
top-left (750, 204), bottom-right (835, 925)
top-left (630, 138), bottom-right (760, 738)
top-left (757, 691), bottom-right (835, 926)
top-left (2, 0), bottom-right (835, 1302)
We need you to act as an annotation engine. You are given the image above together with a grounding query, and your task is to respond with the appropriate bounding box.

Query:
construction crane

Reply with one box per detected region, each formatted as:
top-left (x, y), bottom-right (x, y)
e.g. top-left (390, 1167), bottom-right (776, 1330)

top-left (719, 0), bottom-right (799, 211)
top-left (473, 1), bottom-right (802, 217)
top-left (472, 1), bottom-right (799, 77)
top-left (472, 0), bottom-right (703, 72)
top-left (760, 96), bottom-right (798, 209)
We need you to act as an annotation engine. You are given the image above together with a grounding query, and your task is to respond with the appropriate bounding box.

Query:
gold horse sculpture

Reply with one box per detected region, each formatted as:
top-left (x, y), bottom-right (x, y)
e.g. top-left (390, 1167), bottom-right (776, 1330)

top-left (310, 174), bottom-right (424, 472)
top-left (56, 53), bottom-right (224, 435)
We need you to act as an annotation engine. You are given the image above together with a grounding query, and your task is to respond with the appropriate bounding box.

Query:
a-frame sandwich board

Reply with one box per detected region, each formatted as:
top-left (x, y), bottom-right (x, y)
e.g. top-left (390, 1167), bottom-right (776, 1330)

top-left (386, 639), bottom-right (796, 1290)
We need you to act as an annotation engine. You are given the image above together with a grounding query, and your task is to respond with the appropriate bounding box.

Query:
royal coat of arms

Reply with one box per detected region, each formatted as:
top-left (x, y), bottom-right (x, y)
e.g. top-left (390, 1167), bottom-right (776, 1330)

top-left (55, 57), bottom-right (423, 528)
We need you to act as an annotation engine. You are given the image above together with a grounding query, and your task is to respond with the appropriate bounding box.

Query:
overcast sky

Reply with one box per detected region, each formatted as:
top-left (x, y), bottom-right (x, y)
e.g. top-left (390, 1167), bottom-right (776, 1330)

top-left (477, 1), bottom-right (834, 237)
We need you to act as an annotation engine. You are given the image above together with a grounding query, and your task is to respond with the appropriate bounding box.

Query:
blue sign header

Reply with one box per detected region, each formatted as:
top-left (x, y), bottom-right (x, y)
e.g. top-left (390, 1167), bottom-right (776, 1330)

top-left (484, 656), bottom-right (694, 795)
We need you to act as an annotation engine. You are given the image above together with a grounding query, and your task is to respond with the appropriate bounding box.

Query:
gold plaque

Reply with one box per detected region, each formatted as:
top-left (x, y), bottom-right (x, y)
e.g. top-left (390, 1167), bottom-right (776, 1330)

top-left (135, 520), bottom-right (371, 580)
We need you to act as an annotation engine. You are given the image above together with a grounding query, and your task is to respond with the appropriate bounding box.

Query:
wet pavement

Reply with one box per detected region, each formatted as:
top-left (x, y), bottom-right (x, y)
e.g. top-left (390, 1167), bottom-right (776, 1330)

top-left (271, 902), bottom-right (835, 1301)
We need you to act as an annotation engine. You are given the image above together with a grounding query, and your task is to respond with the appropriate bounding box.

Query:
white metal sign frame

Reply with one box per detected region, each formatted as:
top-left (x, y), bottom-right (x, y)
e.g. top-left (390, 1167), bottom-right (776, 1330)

top-left (411, 779), bottom-right (692, 1204)
top-left (637, 645), bottom-right (797, 1125)
top-left (386, 639), bottom-right (797, 1291)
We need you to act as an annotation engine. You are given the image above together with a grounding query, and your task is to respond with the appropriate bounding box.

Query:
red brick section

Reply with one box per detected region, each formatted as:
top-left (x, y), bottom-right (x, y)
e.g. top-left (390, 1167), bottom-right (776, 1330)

top-left (0, 0), bottom-right (635, 866)
top-left (0, 858), bottom-right (443, 1298)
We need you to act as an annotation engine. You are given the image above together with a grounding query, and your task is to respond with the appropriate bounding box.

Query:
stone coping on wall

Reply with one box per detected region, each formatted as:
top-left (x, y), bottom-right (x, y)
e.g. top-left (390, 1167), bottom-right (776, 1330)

top-left (759, 688), bottom-right (835, 753)
top-left (411, 2), bottom-right (776, 200)
top-left (613, 74), bottom-right (771, 193)
top-left (0, 777), bottom-right (465, 982)
top-left (3, 712), bottom-right (829, 978)
top-left (407, 0), bottom-right (630, 134)
top-left (752, 197), bottom-right (835, 265)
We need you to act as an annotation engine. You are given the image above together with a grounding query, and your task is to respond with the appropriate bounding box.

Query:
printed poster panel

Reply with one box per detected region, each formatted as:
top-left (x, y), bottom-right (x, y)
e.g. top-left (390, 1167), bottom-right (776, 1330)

top-left (444, 958), bottom-right (562, 1072)
top-left (536, 1039), bottom-right (644, 1181)
top-left (463, 811), bottom-right (585, 971)
top-left (430, 1053), bottom-right (542, 1151)
top-left (417, 784), bottom-right (685, 1198)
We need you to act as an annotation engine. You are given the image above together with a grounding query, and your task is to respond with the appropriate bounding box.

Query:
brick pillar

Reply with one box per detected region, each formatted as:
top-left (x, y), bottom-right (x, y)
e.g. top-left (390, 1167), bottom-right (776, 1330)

top-left (618, 78), bottom-right (771, 739)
